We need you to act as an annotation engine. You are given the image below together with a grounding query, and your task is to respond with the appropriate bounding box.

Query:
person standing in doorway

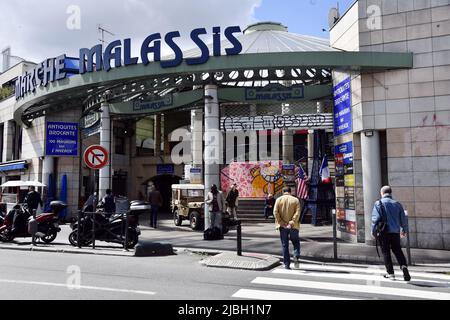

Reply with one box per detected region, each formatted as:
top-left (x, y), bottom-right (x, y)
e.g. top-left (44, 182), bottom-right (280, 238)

top-left (274, 186), bottom-right (301, 270)
top-left (149, 186), bottom-right (163, 229)
top-left (206, 184), bottom-right (226, 232)
top-left (264, 193), bottom-right (275, 220)
top-left (226, 183), bottom-right (239, 221)
top-left (372, 186), bottom-right (411, 281)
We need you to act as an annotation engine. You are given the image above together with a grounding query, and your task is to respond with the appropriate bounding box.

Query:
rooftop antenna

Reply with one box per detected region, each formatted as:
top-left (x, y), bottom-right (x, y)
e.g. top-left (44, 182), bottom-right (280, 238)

top-left (98, 24), bottom-right (114, 46)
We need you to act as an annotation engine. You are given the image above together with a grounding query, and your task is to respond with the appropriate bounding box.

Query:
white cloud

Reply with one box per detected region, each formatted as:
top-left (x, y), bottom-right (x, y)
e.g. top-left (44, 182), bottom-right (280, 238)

top-left (0, 0), bottom-right (261, 67)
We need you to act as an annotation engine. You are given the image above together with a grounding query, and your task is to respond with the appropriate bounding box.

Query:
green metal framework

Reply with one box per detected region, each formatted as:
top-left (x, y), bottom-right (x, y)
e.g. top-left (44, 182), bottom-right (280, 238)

top-left (14, 51), bottom-right (413, 127)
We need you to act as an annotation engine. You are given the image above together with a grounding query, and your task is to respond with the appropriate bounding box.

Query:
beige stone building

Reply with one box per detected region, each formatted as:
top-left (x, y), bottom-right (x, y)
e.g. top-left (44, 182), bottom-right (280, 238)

top-left (331, 0), bottom-right (450, 249)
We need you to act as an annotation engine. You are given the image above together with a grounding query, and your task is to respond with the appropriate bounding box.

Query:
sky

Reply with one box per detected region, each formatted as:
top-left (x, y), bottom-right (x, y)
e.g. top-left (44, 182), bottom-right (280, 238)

top-left (0, 0), bottom-right (356, 69)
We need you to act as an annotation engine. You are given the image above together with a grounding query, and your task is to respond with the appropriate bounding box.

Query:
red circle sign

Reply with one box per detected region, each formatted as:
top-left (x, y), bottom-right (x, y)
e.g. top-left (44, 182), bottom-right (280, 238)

top-left (84, 145), bottom-right (109, 170)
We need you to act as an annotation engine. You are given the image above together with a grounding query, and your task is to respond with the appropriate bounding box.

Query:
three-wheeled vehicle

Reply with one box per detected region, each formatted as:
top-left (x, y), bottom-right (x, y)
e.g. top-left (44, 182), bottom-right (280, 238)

top-left (171, 184), bottom-right (230, 233)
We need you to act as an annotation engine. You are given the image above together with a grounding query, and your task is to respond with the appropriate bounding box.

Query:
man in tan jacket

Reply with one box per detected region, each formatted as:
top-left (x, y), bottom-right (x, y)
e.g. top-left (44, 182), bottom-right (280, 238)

top-left (274, 186), bottom-right (301, 269)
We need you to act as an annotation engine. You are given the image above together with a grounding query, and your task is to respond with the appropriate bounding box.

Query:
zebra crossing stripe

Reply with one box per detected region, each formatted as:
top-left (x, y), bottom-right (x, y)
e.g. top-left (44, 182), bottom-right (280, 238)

top-left (273, 269), bottom-right (450, 287)
top-left (252, 277), bottom-right (450, 300)
top-left (232, 289), bottom-right (359, 300)
top-left (295, 263), bottom-right (450, 281)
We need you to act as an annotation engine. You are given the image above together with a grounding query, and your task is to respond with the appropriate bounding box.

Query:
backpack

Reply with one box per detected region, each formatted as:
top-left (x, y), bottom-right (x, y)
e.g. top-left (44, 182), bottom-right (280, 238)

top-left (375, 200), bottom-right (388, 257)
top-left (203, 227), bottom-right (223, 241)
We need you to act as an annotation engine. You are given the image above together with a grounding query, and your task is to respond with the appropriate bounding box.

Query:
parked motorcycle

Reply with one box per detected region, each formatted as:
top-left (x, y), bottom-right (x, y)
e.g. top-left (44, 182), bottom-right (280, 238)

top-left (68, 200), bottom-right (142, 248)
top-left (0, 201), bottom-right (67, 243)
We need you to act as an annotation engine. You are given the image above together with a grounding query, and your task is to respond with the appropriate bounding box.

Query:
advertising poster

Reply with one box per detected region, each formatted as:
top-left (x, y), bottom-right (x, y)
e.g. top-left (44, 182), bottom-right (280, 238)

top-left (335, 141), bottom-right (356, 236)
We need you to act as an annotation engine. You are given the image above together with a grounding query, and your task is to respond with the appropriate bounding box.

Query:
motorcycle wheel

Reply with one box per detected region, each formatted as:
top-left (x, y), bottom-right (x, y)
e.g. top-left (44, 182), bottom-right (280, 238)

top-left (41, 230), bottom-right (58, 244)
top-left (0, 230), bottom-right (14, 242)
top-left (125, 229), bottom-right (139, 249)
top-left (68, 230), bottom-right (91, 247)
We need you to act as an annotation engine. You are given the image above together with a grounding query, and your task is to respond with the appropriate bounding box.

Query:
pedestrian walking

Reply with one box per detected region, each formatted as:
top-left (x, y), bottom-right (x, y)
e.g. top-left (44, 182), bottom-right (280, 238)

top-left (148, 186), bottom-right (163, 228)
top-left (274, 186), bottom-right (301, 270)
top-left (264, 193), bottom-right (275, 219)
top-left (206, 184), bottom-right (226, 232)
top-left (372, 186), bottom-right (411, 281)
top-left (226, 183), bottom-right (239, 220)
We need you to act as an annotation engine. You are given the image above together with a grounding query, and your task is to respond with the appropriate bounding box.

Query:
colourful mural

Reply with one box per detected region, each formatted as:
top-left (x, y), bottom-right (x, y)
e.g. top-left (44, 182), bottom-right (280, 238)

top-left (221, 161), bottom-right (285, 198)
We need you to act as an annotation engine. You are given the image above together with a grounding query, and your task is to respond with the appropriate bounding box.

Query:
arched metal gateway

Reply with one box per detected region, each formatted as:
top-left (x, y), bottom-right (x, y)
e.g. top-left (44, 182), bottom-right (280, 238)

top-left (15, 22), bottom-right (411, 125)
top-left (13, 22), bottom-right (412, 233)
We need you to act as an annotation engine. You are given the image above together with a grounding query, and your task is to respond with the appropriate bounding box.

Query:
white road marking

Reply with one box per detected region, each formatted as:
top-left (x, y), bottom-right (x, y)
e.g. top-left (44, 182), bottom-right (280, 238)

top-left (294, 263), bottom-right (450, 281)
top-left (273, 269), bottom-right (450, 287)
top-left (252, 277), bottom-right (450, 300)
top-left (0, 279), bottom-right (156, 296)
top-left (233, 289), bottom-right (359, 300)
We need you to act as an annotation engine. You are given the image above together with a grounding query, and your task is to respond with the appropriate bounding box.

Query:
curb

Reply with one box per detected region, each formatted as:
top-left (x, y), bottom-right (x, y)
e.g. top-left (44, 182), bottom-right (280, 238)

top-left (2, 244), bottom-right (450, 273)
top-left (0, 244), bottom-right (134, 257)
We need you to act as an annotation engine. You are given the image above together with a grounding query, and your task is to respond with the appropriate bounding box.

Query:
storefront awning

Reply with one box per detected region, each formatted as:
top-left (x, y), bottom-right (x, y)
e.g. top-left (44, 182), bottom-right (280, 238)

top-left (0, 161), bottom-right (28, 173)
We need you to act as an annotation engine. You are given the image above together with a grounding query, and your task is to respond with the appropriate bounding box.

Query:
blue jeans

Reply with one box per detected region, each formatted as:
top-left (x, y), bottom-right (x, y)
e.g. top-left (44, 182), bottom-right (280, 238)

top-left (279, 228), bottom-right (301, 267)
top-left (150, 205), bottom-right (159, 227)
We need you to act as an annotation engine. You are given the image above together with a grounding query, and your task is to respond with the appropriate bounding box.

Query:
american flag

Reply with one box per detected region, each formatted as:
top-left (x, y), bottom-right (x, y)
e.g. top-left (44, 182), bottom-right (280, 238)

top-left (296, 165), bottom-right (309, 200)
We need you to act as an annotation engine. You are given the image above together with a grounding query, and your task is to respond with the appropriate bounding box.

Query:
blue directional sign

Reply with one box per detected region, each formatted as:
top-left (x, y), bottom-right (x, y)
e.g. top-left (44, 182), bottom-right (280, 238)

top-left (334, 77), bottom-right (353, 137)
top-left (46, 122), bottom-right (78, 156)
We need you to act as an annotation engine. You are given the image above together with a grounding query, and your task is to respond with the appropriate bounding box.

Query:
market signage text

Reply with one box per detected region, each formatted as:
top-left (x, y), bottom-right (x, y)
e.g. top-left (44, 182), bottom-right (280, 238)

top-left (15, 26), bottom-right (243, 100)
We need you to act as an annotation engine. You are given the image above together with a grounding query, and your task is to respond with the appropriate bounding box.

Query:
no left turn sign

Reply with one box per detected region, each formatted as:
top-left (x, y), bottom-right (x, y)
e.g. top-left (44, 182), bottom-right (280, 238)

top-left (84, 145), bottom-right (109, 170)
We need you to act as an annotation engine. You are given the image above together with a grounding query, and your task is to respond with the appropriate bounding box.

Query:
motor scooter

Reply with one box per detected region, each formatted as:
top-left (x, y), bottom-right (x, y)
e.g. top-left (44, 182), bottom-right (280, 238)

top-left (0, 201), bottom-right (67, 243)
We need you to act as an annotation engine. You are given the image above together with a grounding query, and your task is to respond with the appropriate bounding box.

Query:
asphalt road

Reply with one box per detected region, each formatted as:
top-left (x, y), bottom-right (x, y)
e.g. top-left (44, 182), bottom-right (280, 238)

top-left (1, 249), bottom-right (450, 300)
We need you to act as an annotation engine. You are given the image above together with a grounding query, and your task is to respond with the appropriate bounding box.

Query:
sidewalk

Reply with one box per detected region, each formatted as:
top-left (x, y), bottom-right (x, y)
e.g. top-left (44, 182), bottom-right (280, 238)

top-left (138, 214), bottom-right (450, 268)
top-left (1, 214), bottom-right (450, 270)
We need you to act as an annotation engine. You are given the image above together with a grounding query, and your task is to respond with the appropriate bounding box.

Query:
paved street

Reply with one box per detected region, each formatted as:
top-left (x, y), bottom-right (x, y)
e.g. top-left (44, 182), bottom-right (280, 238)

top-left (0, 249), bottom-right (449, 300)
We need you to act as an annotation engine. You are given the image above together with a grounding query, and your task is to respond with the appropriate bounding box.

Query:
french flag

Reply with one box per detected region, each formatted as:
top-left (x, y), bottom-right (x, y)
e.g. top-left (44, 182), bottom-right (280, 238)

top-left (320, 156), bottom-right (332, 184)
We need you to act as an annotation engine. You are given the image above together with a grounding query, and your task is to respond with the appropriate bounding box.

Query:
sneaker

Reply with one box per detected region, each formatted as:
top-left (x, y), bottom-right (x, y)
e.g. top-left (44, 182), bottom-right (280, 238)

top-left (383, 273), bottom-right (395, 280)
top-left (401, 266), bottom-right (411, 281)
top-left (294, 256), bottom-right (300, 269)
top-left (284, 264), bottom-right (291, 270)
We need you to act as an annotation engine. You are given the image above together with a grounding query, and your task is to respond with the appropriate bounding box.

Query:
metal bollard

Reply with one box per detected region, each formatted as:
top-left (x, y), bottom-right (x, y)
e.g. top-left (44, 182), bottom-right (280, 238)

top-left (332, 209), bottom-right (338, 260)
top-left (237, 220), bottom-right (242, 256)
top-left (124, 211), bottom-right (129, 251)
top-left (92, 212), bottom-right (96, 250)
top-left (405, 210), bottom-right (412, 266)
top-left (77, 210), bottom-right (81, 249)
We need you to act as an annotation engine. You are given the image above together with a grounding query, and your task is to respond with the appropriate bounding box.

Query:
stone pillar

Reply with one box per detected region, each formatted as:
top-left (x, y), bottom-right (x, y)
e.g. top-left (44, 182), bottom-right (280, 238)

top-left (204, 84), bottom-right (221, 230)
top-left (249, 105), bottom-right (258, 162)
top-left (282, 104), bottom-right (294, 164)
top-left (361, 130), bottom-right (382, 245)
top-left (3, 120), bottom-right (15, 162)
top-left (99, 103), bottom-right (111, 200)
top-left (42, 157), bottom-right (54, 187)
top-left (154, 115), bottom-right (162, 157)
top-left (191, 109), bottom-right (203, 167)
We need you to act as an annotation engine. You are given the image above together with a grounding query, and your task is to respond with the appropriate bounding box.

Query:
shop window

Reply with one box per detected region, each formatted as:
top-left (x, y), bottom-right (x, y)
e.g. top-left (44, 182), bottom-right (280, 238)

top-left (136, 117), bottom-right (155, 156)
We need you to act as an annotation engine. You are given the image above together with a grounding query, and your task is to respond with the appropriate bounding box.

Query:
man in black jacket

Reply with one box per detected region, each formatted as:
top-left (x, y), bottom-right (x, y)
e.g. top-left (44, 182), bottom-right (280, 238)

top-left (25, 186), bottom-right (43, 213)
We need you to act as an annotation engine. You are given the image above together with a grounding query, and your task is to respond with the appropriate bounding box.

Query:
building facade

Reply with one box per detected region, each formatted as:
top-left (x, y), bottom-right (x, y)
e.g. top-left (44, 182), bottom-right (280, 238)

top-left (1, 0), bottom-right (448, 250)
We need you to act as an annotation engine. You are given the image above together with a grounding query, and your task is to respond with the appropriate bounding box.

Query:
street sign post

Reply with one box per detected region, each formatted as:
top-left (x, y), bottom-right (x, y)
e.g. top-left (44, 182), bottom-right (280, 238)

top-left (83, 145), bottom-right (109, 249)
top-left (83, 145), bottom-right (109, 170)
